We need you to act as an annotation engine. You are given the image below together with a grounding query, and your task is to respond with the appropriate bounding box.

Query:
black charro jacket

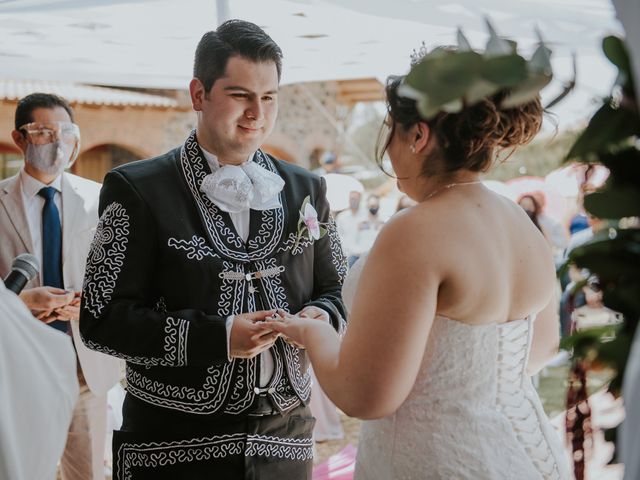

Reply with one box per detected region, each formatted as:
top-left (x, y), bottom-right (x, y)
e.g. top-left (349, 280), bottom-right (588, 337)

top-left (80, 132), bottom-right (347, 419)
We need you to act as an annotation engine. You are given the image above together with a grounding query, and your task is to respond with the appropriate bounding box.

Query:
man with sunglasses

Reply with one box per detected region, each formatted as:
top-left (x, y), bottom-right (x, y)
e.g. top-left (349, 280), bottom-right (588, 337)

top-left (0, 93), bottom-right (121, 480)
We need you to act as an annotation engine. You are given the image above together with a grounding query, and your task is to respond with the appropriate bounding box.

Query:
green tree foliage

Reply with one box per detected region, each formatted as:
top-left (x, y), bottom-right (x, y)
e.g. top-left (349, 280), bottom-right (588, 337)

top-left (561, 37), bottom-right (640, 392)
top-left (486, 130), bottom-right (580, 181)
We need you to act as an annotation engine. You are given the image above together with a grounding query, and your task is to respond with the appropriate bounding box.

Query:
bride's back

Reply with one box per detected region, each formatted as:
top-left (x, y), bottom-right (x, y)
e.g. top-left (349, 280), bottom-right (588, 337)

top-left (352, 186), bottom-right (566, 480)
top-left (351, 52), bottom-right (567, 480)
top-left (404, 184), bottom-right (555, 326)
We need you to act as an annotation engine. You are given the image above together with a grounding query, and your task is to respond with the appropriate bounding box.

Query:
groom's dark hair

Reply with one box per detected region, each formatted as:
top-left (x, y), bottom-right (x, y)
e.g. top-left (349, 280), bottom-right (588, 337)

top-left (194, 19), bottom-right (283, 94)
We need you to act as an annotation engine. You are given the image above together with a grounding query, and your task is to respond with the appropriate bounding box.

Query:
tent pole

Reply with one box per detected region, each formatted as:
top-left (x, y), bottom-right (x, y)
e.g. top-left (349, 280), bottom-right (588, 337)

top-left (216, 0), bottom-right (231, 26)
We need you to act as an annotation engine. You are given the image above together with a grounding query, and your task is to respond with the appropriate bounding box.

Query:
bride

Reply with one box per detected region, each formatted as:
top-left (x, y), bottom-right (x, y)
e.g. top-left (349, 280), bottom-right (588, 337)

top-left (269, 70), bottom-right (570, 478)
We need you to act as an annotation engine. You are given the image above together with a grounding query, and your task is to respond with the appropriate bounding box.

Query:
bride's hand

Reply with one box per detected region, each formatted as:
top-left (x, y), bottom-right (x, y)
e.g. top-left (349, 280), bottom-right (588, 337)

top-left (267, 310), bottom-right (318, 349)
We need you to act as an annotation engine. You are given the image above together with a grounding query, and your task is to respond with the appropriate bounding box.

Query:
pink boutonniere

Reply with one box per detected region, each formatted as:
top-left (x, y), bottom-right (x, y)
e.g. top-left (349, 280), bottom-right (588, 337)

top-left (294, 196), bottom-right (328, 250)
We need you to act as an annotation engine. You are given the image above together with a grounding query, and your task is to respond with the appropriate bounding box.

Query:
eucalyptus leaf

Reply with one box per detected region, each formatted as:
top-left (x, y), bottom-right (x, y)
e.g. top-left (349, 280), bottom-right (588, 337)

top-left (501, 73), bottom-right (551, 108)
top-left (397, 82), bottom-right (424, 101)
top-left (440, 98), bottom-right (464, 113)
top-left (602, 36), bottom-right (632, 84)
top-left (566, 103), bottom-right (640, 159)
top-left (416, 98), bottom-right (443, 120)
top-left (481, 55), bottom-right (528, 86)
top-left (529, 44), bottom-right (553, 76)
top-left (484, 19), bottom-right (515, 57)
top-left (464, 79), bottom-right (502, 105)
top-left (603, 284), bottom-right (640, 318)
top-left (569, 228), bottom-right (640, 263)
top-left (425, 46), bottom-right (449, 60)
top-left (570, 249), bottom-right (640, 280)
top-left (584, 188), bottom-right (640, 219)
top-left (401, 22), bottom-right (556, 121)
top-left (534, 26), bottom-right (545, 46)
top-left (457, 28), bottom-right (472, 52)
top-left (406, 51), bottom-right (483, 104)
top-left (569, 228), bottom-right (640, 257)
top-left (596, 148), bottom-right (640, 184)
top-left (405, 51), bottom-right (486, 117)
top-left (596, 333), bottom-right (631, 368)
top-left (560, 324), bottom-right (620, 351)
top-left (558, 35), bottom-right (639, 452)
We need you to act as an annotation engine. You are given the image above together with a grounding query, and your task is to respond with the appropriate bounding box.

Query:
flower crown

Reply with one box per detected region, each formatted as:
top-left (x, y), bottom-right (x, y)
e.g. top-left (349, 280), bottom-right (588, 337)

top-left (399, 19), bottom-right (554, 119)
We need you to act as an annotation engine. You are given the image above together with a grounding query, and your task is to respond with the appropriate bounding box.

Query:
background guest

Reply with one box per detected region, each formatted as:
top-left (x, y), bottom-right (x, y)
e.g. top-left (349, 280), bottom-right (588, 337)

top-left (336, 190), bottom-right (366, 266)
top-left (0, 93), bottom-right (120, 480)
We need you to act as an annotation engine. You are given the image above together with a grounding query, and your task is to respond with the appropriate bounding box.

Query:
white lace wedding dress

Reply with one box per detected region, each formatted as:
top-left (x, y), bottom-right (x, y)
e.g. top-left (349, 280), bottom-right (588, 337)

top-left (343, 255), bottom-right (570, 480)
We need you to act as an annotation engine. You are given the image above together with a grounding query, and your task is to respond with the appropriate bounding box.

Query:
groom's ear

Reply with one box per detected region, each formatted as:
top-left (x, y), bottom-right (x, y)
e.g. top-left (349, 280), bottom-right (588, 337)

top-left (190, 78), bottom-right (206, 112)
top-left (413, 122), bottom-right (430, 154)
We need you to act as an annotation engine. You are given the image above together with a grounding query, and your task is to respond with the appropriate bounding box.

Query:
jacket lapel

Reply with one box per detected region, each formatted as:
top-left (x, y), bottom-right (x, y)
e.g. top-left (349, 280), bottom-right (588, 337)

top-left (61, 173), bottom-right (87, 277)
top-left (178, 132), bottom-right (287, 263)
top-left (245, 150), bottom-right (287, 258)
top-left (179, 131), bottom-right (249, 262)
top-left (0, 174), bottom-right (34, 253)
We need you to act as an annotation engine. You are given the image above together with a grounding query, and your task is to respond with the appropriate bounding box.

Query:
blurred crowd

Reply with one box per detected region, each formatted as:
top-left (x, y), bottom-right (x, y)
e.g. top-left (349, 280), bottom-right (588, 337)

top-left (326, 179), bottom-right (624, 350)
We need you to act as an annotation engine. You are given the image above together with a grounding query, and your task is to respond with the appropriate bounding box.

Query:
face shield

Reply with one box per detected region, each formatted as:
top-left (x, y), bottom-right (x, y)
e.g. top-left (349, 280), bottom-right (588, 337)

top-left (19, 121), bottom-right (81, 170)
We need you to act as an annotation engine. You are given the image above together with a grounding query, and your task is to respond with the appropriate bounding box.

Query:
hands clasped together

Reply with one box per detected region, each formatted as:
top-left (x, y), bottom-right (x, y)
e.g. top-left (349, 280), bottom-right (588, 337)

top-left (19, 286), bottom-right (81, 323)
top-left (229, 306), bottom-right (329, 359)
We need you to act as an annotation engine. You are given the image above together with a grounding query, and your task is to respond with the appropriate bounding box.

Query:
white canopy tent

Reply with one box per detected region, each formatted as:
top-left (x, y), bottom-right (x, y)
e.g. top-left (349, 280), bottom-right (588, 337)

top-left (0, 0), bottom-right (623, 127)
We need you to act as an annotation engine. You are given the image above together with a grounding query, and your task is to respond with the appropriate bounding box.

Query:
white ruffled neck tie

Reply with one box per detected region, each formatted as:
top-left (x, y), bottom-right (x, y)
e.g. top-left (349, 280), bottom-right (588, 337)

top-left (199, 157), bottom-right (285, 214)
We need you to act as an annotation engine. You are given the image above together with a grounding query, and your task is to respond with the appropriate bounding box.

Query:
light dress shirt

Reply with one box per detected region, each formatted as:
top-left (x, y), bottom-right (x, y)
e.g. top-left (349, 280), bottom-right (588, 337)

top-left (200, 146), bottom-right (275, 387)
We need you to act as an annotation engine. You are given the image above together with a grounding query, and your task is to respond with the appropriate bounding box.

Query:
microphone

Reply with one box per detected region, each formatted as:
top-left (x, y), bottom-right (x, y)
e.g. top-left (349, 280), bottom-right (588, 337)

top-left (4, 253), bottom-right (39, 295)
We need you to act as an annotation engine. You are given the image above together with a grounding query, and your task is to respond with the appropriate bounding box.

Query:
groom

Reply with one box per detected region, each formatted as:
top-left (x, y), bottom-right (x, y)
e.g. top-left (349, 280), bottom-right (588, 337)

top-left (80, 20), bottom-right (347, 479)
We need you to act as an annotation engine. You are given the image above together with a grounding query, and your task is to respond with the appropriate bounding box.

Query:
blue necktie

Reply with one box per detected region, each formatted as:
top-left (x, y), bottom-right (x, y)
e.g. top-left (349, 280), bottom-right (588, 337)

top-left (38, 186), bottom-right (66, 332)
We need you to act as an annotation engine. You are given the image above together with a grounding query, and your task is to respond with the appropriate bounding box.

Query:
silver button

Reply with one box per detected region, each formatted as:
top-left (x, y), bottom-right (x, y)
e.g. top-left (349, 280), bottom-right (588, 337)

top-left (254, 387), bottom-right (261, 394)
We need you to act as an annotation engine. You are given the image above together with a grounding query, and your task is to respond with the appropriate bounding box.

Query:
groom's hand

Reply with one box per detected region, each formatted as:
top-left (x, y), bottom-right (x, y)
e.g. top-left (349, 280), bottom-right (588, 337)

top-left (229, 310), bottom-right (279, 359)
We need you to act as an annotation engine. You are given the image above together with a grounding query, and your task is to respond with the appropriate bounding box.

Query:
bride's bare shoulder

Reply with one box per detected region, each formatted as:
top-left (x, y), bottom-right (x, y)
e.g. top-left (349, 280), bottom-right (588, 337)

top-left (370, 204), bottom-right (446, 263)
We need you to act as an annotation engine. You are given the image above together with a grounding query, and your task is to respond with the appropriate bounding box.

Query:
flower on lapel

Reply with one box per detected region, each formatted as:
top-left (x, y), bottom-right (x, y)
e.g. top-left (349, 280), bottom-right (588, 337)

top-left (294, 196), bottom-right (328, 250)
top-left (303, 202), bottom-right (321, 240)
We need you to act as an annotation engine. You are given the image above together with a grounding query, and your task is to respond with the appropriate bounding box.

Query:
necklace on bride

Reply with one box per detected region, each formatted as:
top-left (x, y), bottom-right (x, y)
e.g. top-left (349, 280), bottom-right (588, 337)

top-left (423, 180), bottom-right (483, 201)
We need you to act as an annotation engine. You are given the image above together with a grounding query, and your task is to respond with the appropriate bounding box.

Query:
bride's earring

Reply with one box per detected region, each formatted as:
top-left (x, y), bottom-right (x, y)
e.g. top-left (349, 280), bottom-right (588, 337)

top-left (410, 145), bottom-right (416, 154)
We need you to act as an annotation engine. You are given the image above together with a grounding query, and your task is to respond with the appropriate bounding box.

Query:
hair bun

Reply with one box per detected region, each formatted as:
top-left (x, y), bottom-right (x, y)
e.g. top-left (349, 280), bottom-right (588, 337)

top-left (494, 95), bottom-right (544, 149)
top-left (382, 76), bottom-right (544, 174)
top-left (432, 92), bottom-right (543, 172)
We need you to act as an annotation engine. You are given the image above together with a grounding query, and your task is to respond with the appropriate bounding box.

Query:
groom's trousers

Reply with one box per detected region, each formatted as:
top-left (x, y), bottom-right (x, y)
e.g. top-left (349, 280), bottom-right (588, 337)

top-left (112, 394), bottom-right (315, 480)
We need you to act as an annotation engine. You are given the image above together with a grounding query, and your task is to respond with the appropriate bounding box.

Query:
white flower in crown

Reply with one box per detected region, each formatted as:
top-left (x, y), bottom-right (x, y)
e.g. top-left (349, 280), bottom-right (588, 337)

top-left (294, 195), bottom-right (328, 250)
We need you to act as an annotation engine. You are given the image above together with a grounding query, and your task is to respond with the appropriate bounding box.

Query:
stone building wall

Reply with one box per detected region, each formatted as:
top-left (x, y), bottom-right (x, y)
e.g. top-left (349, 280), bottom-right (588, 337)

top-left (0, 80), bottom-right (344, 181)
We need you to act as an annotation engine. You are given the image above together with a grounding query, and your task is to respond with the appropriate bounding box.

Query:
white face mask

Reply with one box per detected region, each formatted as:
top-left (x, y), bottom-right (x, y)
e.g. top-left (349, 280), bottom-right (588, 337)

top-left (25, 140), bottom-right (73, 175)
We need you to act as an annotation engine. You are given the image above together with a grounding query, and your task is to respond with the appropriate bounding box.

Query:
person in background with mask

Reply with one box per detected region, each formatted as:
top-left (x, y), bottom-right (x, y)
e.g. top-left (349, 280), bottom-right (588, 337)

top-left (0, 93), bottom-right (120, 480)
top-left (518, 194), bottom-right (546, 235)
top-left (518, 193), bottom-right (568, 266)
top-left (336, 190), bottom-right (366, 267)
top-left (349, 194), bottom-right (385, 265)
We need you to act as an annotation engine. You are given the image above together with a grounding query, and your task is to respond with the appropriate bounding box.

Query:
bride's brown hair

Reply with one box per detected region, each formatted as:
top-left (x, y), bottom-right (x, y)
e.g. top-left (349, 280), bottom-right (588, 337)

top-left (376, 76), bottom-right (543, 175)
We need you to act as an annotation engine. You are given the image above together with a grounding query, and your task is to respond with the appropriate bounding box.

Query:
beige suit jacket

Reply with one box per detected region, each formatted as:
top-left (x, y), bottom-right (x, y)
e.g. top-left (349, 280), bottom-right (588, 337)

top-left (0, 171), bottom-right (121, 396)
